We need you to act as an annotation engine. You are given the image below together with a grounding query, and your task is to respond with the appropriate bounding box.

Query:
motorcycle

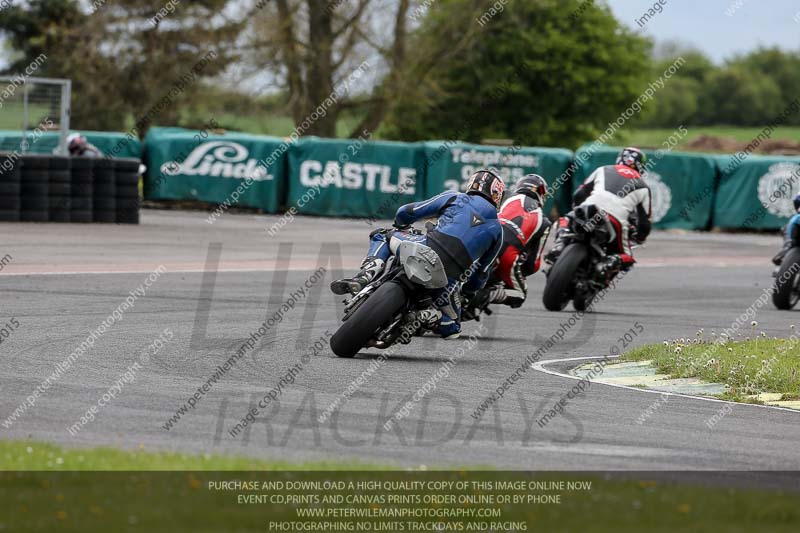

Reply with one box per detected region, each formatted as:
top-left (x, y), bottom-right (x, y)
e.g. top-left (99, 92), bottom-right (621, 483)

top-left (541, 204), bottom-right (623, 312)
top-left (330, 228), bottom-right (450, 358)
top-left (772, 224), bottom-right (800, 310)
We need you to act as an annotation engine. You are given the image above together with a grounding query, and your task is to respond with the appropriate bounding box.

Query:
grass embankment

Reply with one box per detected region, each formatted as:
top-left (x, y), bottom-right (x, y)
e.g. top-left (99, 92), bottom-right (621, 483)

top-left (0, 440), bottom-right (376, 471)
top-left (622, 329), bottom-right (800, 402)
top-left (1, 440), bottom-right (800, 532)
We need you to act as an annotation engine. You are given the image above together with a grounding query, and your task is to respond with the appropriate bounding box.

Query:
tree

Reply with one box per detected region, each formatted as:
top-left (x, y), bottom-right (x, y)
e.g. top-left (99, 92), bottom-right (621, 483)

top-left (730, 48), bottom-right (800, 125)
top-left (637, 52), bottom-right (712, 127)
top-left (699, 67), bottom-right (783, 126)
top-left (380, 0), bottom-right (652, 148)
top-left (242, 0), bottom-right (423, 138)
top-left (1, 0), bottom-right (242, 134)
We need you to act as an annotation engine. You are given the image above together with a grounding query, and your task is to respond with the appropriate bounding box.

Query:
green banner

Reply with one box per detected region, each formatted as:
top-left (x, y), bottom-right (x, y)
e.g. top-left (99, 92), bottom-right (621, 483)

top-left (423, 142), bottom-right (574, 216)
top-left (143, 128), bottom-right (286, 213)
top-left (0, 130), bottom-right (141, 158)
top-left (286, 137), bottom-right (426, 218)
top-left (713, 154), bottom-right (800, 230)
top-left (572, 145), bottom-right (719, 230)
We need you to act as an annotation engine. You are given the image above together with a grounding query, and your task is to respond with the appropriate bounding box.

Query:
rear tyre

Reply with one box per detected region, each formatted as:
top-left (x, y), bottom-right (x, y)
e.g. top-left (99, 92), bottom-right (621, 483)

top-left (542, 244), bottom-right (588, 312)
top-left (773, 247), bottom-right (800, 310)
top-left (330, 281), bottom-right (407, 358)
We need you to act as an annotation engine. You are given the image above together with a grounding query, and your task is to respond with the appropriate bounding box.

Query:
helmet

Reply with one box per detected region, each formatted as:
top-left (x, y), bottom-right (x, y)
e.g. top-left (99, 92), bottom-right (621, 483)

top-left (67, 133), bottom-right (87, 153)
top-left (616, 147), bottom-right (647, 175)
top-left (514, 174), bottom-right (548, 204)
top-left (794, 193), bottom-right (800, 212)
top-left (465, 169), bottom-right (505, 207)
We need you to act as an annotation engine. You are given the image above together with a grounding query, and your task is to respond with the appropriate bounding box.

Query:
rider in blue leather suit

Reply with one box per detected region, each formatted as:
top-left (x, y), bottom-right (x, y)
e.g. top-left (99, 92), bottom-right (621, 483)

top-left (331, 170), bottom-right (505, 339)
top-left (773, 193), bottom-right (800, 266)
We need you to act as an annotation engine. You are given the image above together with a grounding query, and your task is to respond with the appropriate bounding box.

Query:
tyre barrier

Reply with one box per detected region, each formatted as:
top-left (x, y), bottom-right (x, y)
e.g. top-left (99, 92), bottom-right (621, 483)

top-left (0, 153), bottom-right (21, 222)
top-left (114, 158), bottom-right (140, 225)
top-left (70, 157), bottom-right (94, 223)
top-left (0, 153), bottom-right (141, 224)
top-left (50, 155), bottom-right (71, 222)
top-left (93, 158), bottom-right (115, 223)
top-left (21, 155), bottom-right (49, 222)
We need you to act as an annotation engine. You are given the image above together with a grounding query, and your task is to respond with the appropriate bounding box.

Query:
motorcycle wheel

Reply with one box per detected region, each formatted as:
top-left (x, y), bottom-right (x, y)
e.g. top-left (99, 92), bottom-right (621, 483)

top-left (573, 290), bottom-right (592, 312)
top-left (542, 244), bottom-right (588, 312)
top-left (331, 281), bottom-right (408, 358)
top-left (772, 247), bottom-right (800, 310)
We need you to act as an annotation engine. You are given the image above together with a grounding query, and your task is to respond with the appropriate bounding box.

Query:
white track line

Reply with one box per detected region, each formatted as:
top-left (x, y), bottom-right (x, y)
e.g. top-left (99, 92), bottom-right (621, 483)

top-left (532, 355), bottom-right (800, 414)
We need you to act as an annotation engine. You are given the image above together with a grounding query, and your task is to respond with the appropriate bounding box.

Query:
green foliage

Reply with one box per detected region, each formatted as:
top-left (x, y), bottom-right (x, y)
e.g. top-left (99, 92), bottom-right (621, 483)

top-left (699, 67), bottom-right (783, 126)
top-left (641, 47), bottom-right (800, 128)
top-left (0, 0), bottom-right (242, 135)
top-left (623, 333), bottom-right (800, 399)
top-left (382, 0), bottom-right (652, 148)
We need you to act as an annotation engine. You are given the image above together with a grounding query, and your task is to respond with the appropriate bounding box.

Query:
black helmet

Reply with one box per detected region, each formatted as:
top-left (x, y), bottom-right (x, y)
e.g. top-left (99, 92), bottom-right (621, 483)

top-left (514, 174), bottom-right (548, 204)
top-left (794, 193), bottom-right (800, 212)
top-left (465, 169), bottom-right (505, 207)
top-left (616, 147), bottom-right (647, 175)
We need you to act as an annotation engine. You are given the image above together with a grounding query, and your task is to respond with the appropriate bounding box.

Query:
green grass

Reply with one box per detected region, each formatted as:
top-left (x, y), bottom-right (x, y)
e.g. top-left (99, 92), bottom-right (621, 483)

top-left (621, 332), bottom-right (800, 401)
top-left (0, 439), bottom-right (378, 471)
top-left (618, 126), bottom-right (800, 150)
top-left (179, 109), bottom-right (365, 138)
top-left (2, 440), bottom-right (800, 532)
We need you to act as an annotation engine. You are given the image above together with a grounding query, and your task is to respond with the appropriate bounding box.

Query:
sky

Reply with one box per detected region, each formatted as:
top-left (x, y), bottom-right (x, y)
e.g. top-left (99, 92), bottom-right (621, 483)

top-left (1, 0), bottom-right (799, 71)
top-left (605, 0), bottom-right (800, 63)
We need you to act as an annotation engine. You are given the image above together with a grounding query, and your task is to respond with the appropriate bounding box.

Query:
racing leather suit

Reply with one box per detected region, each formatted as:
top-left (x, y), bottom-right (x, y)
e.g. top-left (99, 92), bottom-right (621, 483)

top-left (363, 191), bottom-right (503, 337)
top-left (486, 193), bottom-right (551, 308)
top-left (572, 164), bottom-right (652, 265)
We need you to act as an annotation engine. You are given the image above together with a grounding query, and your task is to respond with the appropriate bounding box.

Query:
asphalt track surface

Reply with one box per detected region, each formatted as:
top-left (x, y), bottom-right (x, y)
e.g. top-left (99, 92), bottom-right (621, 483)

top-left (1, 210), bottom-right (799, 470)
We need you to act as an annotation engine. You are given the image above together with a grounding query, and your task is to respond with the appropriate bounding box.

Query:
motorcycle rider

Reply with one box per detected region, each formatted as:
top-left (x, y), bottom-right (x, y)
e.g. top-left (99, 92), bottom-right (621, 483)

top-left (547, 147), bottom-right (652, 275)
top-left (66, 133), bottom-right (102, 157)
top-left (330, 169), bottom-right (505, 339)
top-left (772, 193), bottom-right (800, 267)
top-left (469, 174), bottom-right (551, 312)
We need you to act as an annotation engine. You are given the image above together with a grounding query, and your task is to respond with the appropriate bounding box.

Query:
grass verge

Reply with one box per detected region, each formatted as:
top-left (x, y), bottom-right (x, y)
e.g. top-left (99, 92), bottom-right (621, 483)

top-left (621, 332), bottom-right (800, 402)
top-left (0, 439), bottom-right (378, 471)
top-left (1, 440), bottom-right (800, 532)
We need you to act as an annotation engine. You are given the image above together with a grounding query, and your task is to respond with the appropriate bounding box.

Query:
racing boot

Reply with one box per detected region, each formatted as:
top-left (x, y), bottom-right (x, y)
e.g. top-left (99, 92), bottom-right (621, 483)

top-left (330, 257), bottom-right (384, 295)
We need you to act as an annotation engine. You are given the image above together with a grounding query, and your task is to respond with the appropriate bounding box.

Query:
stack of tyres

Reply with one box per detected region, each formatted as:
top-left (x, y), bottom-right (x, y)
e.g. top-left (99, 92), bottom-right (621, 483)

top-left (93, 158), bottom-right (115, 222)
top-left (114, 158), bottom-right (141, 224)
top-left (0, 153), bottom-right (21, 221)
top-left (70, 158), bottom-right (94, 222)
top-left (49, 156), bottom-right (72, 222)
top-left (20, 155), bottom-right (49, 222)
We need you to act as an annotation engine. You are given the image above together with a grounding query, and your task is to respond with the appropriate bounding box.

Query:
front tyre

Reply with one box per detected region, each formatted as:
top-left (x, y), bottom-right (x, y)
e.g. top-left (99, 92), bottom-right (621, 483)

top-left (331, 281), bottom-right (408, 357)
top-left (773, 247), bottom-right (800, 310)
top-left (542, 244), bottom-right (588, 312)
